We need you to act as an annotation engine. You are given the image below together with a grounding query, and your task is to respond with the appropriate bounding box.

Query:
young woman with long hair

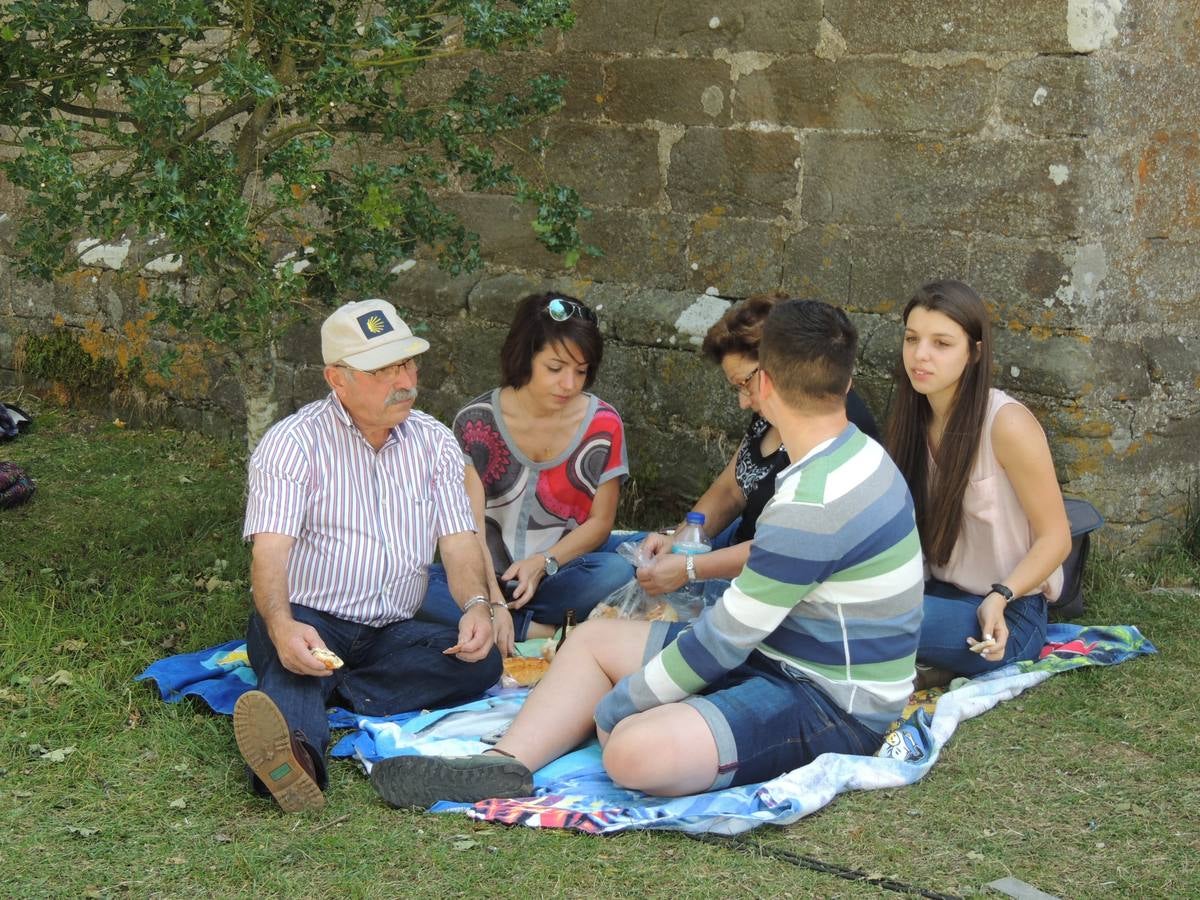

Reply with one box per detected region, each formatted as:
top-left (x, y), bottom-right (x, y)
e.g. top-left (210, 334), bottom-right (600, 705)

top-left (885, 280), bottom-right (1071, 678)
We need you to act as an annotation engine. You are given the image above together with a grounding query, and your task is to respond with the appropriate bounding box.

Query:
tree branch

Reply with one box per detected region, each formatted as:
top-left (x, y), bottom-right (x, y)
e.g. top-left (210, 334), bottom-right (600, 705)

top-left (179, 94), bottom-right (258, 146)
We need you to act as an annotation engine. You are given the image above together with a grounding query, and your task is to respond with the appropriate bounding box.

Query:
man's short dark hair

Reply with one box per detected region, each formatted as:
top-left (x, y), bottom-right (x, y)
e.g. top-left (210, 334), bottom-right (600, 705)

top-left (759, 299), bottom-right (857, 411)
top-left (499, 293), bottom-right (602, 390)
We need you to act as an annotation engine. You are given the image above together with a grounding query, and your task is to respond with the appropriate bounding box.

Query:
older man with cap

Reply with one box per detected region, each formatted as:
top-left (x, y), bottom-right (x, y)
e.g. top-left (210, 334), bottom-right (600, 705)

top-left (233, 298), bottom-right (502, 813)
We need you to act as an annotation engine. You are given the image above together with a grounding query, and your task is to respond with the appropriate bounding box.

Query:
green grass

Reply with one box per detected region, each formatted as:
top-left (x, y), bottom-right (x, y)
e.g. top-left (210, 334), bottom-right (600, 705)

top-left (2, 403), bottom-right (1197, 898)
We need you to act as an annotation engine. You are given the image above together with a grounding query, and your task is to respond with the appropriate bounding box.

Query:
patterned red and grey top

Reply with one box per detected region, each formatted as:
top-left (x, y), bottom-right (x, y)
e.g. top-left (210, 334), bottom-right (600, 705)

top-left (454, 389), bottom-right (629, 571)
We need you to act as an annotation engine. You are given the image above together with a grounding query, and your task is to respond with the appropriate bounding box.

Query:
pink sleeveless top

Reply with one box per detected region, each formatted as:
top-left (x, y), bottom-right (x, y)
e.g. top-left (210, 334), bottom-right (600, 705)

top-left (929, 389), bottom-right (1063, 601)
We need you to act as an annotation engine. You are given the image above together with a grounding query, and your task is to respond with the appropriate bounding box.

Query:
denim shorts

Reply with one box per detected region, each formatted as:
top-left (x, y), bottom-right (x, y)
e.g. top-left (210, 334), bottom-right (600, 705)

top-left (651, 622), bottom-right (886, 790)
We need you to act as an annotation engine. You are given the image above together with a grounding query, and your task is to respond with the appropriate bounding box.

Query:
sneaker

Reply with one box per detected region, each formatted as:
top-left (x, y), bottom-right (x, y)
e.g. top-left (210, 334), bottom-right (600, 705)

top-left (370, 754), bottom-right (533, 810)
top-left (233, 690), bottom-right (326, 813)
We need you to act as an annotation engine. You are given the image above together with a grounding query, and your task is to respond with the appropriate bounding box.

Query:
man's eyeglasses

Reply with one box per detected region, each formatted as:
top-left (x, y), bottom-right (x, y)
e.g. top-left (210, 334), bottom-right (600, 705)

top-left (545, 298), bottom-right (597, 324)
top-left (732, 367), bottom-right (759, 396)
top-left (337, 358), bottom-right (418, 380)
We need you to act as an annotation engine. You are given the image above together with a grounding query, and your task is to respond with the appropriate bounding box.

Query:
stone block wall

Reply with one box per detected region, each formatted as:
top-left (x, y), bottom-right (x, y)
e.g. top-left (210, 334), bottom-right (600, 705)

top-left (2, 0), bottom-right (1198, 548)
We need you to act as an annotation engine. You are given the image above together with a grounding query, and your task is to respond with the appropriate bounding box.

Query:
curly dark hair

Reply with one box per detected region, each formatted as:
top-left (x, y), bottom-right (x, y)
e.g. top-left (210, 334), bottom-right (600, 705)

top-left (700, 294), bottom-right (784, 364)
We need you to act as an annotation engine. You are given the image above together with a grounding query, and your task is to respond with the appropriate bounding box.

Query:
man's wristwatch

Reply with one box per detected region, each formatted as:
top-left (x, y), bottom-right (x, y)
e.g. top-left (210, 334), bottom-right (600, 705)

top-left (685, 554), bottom-right (698, 583)
top-left (989, 583), bottom-right (1014, 604)
top-left (543, 554), bottom-right (560, 577)
top-left (462, 595), bottom-right (493, 619)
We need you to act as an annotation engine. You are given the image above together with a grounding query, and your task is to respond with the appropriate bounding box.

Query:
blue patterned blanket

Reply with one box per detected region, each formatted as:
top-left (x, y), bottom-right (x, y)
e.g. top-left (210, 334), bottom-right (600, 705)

top-left (136, 623), bottom-right (1154, 834)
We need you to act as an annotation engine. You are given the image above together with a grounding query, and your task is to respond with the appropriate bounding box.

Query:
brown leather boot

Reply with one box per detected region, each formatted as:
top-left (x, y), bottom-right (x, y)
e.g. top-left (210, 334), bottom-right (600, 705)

top-left (234, 690), bottom-right (325, 813)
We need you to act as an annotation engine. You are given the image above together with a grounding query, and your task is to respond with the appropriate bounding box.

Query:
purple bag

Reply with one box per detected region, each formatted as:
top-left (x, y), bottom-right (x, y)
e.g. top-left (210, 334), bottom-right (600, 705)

top-left (0, 461), bottom-right (35, 509)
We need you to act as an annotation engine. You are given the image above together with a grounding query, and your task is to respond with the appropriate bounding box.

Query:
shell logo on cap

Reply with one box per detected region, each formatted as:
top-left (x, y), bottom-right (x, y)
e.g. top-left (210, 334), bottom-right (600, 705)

top-left (357, 311), bottom-right (394, 339)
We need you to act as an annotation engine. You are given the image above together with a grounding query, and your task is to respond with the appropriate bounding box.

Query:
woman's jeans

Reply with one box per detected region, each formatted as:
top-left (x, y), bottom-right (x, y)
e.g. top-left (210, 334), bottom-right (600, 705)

top-left (599, 517), bottom-right (743, 555)
top-left (418, 551), bottom-right (635, 642)
top-left (917, 579), bottom-right (1048, 676)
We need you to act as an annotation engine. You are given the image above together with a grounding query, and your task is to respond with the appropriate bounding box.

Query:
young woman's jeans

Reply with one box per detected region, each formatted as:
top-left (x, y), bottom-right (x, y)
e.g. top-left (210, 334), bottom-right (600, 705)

top-left (917, 579), bottom-right (1048, 677)
top-left (598, 519), bottom-right (742, 611)
top-left (599, 516), bottom-right (743, 555)
top-left (418, 552), bottom-right (635, 642)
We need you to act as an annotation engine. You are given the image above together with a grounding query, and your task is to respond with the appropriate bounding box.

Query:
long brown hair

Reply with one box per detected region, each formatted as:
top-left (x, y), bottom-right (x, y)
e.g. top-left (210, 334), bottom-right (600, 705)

top-left (884, 280), bottom-right (993, 566)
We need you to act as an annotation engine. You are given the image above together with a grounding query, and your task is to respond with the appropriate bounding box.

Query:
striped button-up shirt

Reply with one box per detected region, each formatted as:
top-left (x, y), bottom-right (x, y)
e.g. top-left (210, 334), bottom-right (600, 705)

top-left (243, 393), bottom-right (476, 626)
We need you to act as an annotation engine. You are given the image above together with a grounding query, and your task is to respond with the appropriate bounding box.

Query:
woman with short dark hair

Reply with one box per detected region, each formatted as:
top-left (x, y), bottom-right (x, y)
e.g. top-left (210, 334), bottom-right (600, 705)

top-left (419, 293), bottom-right (631, 652)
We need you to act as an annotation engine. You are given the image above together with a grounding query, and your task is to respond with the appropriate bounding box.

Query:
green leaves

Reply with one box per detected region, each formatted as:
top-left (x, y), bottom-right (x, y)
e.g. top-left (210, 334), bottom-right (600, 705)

top-left (126, 67), bottom-right (191, 139)
top-left (527, 184), bottom-right (600, 265)
top-left (0, 0), bottom-right (591, 359)
top-left (215, 46), bottom-right (282, 101)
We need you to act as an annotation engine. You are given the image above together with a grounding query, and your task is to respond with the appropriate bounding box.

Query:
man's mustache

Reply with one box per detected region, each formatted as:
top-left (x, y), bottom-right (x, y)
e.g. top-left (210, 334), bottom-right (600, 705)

top-left (386, 387), bottom-right (418, 406)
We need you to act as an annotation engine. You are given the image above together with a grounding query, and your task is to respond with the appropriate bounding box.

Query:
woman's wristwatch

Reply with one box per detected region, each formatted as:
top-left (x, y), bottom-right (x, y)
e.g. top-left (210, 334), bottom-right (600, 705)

top-left (989, 583), bottom-right (1014, 604)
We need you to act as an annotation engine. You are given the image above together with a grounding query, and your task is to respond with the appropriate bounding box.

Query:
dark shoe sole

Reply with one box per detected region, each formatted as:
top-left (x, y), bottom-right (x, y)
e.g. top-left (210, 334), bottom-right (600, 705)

top-left (370, 755), bottom-right (533, 810)
top-left (233, 690), bottom-right (325, 813)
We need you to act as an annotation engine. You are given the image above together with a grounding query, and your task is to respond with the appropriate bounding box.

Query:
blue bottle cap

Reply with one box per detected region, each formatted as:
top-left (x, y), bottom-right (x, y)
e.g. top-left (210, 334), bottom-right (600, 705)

top-left (685, 511), bottom-right (706, 525)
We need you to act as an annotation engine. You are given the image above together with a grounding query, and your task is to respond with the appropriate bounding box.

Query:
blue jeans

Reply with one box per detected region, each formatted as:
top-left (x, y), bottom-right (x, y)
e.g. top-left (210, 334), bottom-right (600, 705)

top-left (655, 621), bottom-right (885, 790)
top-left (917, 580), bottom-right (1048, 677)
top-left (246, 604), bottom-right (502, 786)
top-left (599, 517), bottom-right (743, 555)
top-left (418, 552), bottom-right (635, 641)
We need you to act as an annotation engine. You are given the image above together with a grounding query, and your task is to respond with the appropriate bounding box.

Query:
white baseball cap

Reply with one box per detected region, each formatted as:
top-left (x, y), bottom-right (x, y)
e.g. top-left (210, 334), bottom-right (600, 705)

top-left (321, 299), bottom-right (430, 370)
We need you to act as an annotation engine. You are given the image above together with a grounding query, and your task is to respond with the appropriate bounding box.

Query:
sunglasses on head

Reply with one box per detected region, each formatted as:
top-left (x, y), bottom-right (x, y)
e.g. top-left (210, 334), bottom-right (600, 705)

top-left (545, 298), bottom-right (597, 324)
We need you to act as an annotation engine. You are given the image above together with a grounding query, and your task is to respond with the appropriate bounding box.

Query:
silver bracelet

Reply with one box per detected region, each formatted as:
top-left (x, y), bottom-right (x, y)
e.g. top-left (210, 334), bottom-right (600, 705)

top-left (685, 554), bottom-right (698, 583)
top-left (461, 595), bottom-right (493, 619)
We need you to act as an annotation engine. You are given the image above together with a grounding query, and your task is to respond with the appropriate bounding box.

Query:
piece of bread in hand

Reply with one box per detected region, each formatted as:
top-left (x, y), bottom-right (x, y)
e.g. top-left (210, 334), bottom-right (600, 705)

top-left (310, 646), bottom-right (344, 670)
top-left (502, 655), bottom-right (550, 687)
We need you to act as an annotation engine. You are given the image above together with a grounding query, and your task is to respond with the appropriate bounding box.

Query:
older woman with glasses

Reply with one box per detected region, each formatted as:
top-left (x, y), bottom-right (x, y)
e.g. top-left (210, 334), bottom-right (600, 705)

top-left (418, 292), bottom-right (633, 654)
top-left (629, 295), bottom-right (880, 597)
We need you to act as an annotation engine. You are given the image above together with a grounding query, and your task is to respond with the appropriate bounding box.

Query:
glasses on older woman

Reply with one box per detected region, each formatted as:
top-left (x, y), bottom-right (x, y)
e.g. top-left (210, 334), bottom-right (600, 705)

top-left (545, 298), bottom-right (597, 324)
top-left (732, 367), bottom-right (759, 396)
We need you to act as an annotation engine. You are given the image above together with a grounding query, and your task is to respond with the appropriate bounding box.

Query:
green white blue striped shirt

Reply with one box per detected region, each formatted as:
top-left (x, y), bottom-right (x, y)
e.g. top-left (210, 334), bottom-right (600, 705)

top-left (596, 425), bottom-right (924, 734)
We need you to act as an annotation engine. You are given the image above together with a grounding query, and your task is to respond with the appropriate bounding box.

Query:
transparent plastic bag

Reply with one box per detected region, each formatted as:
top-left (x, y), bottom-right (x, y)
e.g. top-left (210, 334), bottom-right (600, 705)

top-left (587, 540), bottom-right (705, 623)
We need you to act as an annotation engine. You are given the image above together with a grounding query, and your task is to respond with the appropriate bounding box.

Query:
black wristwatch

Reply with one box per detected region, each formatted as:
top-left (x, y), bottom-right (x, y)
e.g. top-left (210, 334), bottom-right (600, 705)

top-left (989, 582), bottom-right (1014, 603)
top-left (543, 554), bottom-right (560, 577)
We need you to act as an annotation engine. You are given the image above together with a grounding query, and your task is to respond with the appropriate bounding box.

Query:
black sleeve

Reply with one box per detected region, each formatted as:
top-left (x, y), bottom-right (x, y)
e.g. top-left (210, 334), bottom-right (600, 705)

top-left (846, 388), bottom-right (880, 442)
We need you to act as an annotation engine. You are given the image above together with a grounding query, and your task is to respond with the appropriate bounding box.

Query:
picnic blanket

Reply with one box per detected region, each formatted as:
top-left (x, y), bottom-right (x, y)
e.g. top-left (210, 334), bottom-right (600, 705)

top-left (136, 623), bottom-right (1155, 835)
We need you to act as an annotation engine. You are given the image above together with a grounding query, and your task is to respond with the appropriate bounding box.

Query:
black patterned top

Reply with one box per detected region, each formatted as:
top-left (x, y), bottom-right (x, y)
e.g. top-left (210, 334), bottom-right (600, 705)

top-left (732, 414), bottom-right (789, 544)
top-left (731, 390), bottom-right (879, 544)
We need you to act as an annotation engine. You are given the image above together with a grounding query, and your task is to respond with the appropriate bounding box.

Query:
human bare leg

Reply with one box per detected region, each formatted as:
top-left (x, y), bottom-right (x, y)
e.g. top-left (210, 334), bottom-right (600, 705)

top-left (491, 618), bottom-right (652, 770)
top-left (371, 618), bottom-right (652, 808)
top-left (601, 702), bottom-right (719, 796)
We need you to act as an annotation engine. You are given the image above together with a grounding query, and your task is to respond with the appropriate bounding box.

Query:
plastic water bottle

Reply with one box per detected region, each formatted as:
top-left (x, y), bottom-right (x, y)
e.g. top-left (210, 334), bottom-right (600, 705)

top-left (671, 512), bottom-right (711, 617)
top-left (672, 511), bottom-right (712, 557)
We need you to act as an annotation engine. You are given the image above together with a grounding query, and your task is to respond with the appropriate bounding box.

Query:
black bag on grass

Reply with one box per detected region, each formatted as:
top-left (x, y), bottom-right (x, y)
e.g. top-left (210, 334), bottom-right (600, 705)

top-left (0, 461), bottom-right (35, 510)
top-left (1048, 498), bottom-right (1104, 620)
top-left (0, 403), bottom-right (32, 441)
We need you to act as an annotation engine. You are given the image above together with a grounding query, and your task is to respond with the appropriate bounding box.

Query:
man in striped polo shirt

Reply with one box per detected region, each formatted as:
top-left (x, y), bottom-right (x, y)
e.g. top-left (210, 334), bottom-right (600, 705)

top-left (370, 299), bottom-right (924, 809)
top-left (234, 299), bottom-right (502, 813)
